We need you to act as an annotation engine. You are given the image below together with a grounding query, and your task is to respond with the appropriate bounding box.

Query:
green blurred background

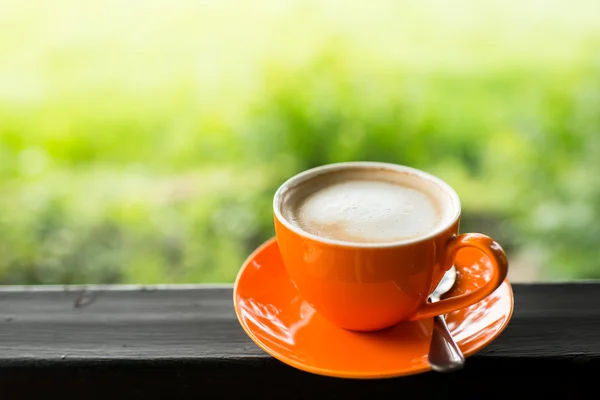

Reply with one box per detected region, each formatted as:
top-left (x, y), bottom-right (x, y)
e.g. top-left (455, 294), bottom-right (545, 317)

top-left (1, 0), bottom-right (599, 284)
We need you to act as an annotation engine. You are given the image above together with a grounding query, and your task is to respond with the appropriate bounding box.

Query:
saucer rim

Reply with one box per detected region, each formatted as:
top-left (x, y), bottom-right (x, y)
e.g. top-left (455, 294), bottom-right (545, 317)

top-left (234, 237), bottom-right (515, 379)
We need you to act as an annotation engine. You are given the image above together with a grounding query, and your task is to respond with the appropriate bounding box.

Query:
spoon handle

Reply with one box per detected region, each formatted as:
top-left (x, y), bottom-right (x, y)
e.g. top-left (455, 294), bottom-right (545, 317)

top-left (428, 314), bottom-right (465, 373)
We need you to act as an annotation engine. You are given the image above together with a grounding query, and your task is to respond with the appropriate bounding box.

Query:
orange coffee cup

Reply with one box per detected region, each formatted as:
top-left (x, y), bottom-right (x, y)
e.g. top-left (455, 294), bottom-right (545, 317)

top-left (273, 161), bottom-right (508, 332)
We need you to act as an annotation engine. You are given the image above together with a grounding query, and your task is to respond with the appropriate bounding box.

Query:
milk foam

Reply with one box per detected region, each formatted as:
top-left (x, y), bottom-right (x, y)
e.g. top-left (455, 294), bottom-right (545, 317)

top-left (286, 175), bottom-right (442, 243)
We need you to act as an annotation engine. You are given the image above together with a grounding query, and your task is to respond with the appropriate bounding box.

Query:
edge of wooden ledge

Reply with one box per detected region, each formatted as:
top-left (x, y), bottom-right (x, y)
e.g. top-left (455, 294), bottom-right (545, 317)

top-left (0, 280), bottom-right (599, 293)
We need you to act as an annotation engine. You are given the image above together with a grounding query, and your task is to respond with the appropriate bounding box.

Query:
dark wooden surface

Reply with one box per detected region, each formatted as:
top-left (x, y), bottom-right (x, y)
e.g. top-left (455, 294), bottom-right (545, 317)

top-left (0, 283), bottom-right (598, 399)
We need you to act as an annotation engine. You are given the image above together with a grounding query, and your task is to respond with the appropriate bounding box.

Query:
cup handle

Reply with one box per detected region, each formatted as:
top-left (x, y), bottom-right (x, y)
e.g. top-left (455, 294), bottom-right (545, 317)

top-left (409, 233), bottom-right (509, 321)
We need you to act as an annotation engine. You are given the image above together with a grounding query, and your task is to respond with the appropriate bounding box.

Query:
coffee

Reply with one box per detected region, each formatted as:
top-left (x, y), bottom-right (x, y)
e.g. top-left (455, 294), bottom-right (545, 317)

top-left (273, 162), bottom-right (507, 332)
top-left (281, 168), bottom-right (448, 243)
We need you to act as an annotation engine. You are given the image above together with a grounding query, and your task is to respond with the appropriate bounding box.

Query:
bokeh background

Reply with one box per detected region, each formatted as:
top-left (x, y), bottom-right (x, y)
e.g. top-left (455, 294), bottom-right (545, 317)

top-left (1, 0), bottom-right (599, 284)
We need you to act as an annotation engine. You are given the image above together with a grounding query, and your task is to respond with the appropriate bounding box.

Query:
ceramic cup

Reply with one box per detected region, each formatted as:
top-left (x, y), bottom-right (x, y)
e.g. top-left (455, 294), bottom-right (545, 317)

top-left (273, 161), bottom-right (509, 332)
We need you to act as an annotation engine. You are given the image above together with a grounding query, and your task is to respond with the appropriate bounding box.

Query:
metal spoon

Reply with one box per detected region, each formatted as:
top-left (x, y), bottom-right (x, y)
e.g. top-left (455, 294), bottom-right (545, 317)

top-left (427, 266), bottom-right (465, 373)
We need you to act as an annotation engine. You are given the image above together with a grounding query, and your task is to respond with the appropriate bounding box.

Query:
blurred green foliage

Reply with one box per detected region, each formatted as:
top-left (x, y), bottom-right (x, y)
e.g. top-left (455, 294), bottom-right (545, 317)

top-left (0, 0), bottom-right (599, 283)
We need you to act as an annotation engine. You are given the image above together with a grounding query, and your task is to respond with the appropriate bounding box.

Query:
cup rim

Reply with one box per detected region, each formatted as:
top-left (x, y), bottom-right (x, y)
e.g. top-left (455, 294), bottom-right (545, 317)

top-left (273, 161), bottom-right (462, 248)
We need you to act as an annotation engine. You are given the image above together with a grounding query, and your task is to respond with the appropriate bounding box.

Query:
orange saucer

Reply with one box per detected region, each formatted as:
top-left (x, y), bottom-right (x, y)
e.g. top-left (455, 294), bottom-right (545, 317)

top-left (234, 237), bottom-right (514, 379)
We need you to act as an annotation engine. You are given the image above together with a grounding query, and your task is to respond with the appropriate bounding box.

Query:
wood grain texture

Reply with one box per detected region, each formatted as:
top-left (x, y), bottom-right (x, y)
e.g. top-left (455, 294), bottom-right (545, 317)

top-left (0, 283), bottom-right (598, 399)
